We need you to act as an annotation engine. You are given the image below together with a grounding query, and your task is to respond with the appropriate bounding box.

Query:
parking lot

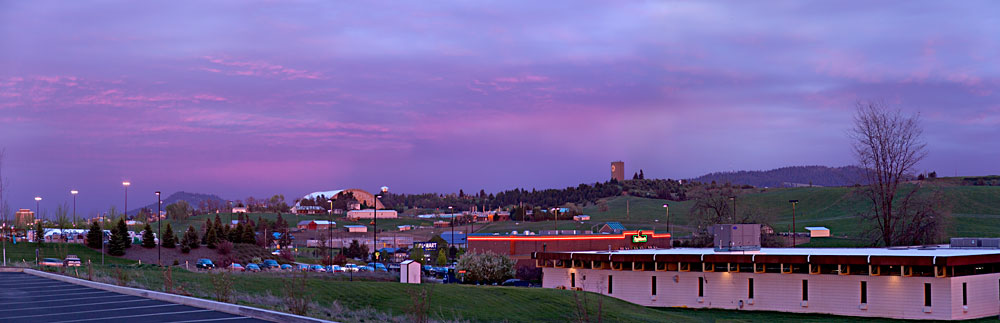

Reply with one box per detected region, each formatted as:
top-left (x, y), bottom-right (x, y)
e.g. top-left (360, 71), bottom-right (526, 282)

top-left (0, 272), bottom-right (270, 323)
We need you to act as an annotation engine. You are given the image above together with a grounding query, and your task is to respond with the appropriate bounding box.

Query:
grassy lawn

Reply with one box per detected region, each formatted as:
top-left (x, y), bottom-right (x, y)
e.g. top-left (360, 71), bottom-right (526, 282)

top-left (1, 242), bottom-right (135, 266)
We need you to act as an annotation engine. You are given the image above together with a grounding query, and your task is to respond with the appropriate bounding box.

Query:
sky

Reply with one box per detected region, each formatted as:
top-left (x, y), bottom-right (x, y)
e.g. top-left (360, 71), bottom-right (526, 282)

top-left (1, 1), bottom-right (998, 217)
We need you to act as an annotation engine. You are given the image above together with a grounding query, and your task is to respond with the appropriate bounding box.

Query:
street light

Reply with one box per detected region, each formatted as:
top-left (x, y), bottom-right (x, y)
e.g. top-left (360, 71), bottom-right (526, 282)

top-left (789, 200), bottom-right (799, 247)
top-left (329, 199), bottom-right (334, 266)
top-left (156, 191), bottom-right (161, 265)
top-left (71, 190), bottom-right (79, 228)
top-left (447, 206), bottom-right (454, 255)
top-left (122, 181), bottom-right (131, 220)
top-left (34, 196), bottom-right (42, 219)
top-left (663, 204), bottom-right (670, 234)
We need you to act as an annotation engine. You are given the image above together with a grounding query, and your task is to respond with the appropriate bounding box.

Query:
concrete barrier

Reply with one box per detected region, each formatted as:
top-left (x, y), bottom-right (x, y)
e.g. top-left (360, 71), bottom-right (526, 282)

top-left (23, 268), bottom-right (335, 323)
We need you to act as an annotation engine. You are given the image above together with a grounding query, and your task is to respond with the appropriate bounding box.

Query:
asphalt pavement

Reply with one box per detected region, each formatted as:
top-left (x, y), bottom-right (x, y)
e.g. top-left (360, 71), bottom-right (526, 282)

top-left (0, 272), bottom-right (271, 323)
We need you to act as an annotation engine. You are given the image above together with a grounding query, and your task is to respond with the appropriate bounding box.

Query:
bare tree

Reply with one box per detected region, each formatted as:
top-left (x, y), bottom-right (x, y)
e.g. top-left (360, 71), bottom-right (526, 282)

top-left (851, 101), bottom-right (942, 246)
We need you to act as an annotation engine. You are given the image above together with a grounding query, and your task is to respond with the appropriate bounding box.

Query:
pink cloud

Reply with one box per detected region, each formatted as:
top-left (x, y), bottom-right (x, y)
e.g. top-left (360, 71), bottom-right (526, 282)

top-left (201, 56), bottom-right (325, 80)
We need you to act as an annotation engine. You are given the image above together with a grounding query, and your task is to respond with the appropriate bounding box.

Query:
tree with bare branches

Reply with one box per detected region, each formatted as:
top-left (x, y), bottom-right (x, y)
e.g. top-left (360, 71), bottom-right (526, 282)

top-left (851, 101), bottom-right (947, 246)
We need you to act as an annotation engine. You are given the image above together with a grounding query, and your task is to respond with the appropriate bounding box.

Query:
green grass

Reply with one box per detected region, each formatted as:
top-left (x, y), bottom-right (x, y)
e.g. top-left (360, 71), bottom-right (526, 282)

top-left (1, 242), bottom-right (136, 266)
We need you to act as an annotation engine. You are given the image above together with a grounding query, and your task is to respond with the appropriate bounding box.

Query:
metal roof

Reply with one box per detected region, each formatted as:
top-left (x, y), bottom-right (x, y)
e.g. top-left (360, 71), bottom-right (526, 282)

top-left (564, 246), bottom-right (1000, 257)
top-left (804, 226), bottom-right (829, 231)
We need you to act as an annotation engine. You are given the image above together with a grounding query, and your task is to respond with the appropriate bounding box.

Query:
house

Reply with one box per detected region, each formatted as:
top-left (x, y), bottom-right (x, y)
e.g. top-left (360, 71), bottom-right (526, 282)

top-left (232, 207), bottom-right (248, 213)
top-left (598, 222), bottom-right (626, 234)
top-left (345, 225), bottom-right (367, 233)
top-left (297, 220), bottom-right (336, 231)
top-left (291, 205), bottom-right (326, 215)
top-left (805, 226), bottom-right (830, 238)
top-left (346, 210), bottom-right (398, 219)
top-left (573, 215), bottom-right (591, 221)
top-left (441, 232), bottom-right (467, 249)
top-left (400, 260), bottom-right (421, 284)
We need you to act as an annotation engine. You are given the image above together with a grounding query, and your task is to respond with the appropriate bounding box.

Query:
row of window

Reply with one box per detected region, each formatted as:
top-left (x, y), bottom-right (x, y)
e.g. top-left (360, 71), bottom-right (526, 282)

top-left (575, 274), bottom-right (988, 307)
top-left (556, 260), bottom-right (1000, 277)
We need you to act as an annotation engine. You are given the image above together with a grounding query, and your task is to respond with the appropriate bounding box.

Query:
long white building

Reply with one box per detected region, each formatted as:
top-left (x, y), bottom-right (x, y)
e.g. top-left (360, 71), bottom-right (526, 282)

top-left (536, 246), bottom-right (1000, 320)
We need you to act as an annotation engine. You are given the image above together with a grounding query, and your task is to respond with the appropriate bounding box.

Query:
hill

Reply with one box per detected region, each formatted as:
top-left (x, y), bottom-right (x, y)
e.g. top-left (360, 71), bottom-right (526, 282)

top-left (128, 191), bottom-right (225, 216)
top-left (690, 165), bottom-right (866, 188)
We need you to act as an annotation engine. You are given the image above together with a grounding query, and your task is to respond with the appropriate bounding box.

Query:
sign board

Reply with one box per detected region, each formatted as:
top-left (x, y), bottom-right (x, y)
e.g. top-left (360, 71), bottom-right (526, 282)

top-left (414, 241), bottom-right (438, 252)
top-left (632, 231), bottom-right (648, 243)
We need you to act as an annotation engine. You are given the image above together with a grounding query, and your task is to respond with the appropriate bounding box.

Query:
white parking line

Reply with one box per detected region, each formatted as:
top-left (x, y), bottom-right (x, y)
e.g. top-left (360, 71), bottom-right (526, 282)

top-left (0, 282), bottom-right (74, 288)
top-left (170, 317), bottom-right (256, 323)
top-left (0, 298), bottom-right (155, 312)
top-left (3, 286), bottom-right (95, 294)
top-left (0, 303), bottom-right (183, 320)
top-left (0, 294), bottom-right (131, 305)
top-left (0, 290), bottom-right (114, 301)
top-left (48, 309), bottom-right (213, 322)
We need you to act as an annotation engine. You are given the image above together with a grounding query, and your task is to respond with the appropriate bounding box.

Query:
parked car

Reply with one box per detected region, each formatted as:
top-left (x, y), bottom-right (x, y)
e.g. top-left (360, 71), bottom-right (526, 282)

top-left (271, 250), bottom-right (281, 256)
top-left (298, 264), bottom-right (310, 271)
top-left (280, 264), bottom-right (293, 270)
top-left (40, 258), bottom-right (63, 267)
top-left (310, 265), bottom-right (326, 272)
top-left (367, 262), bottom-right (388, 272)
top-left (229, 263), bottom-right (245, 271)
top-left (423, 265), bottom-right (434, 274)
top-left (261, 259), bottom-right (279, 269)
top-left (63, 255), bottom-right (81, 267)
top-left (331, 265), bottom-right (343, 272)
top-left (359, 265), bottom-right (373, 272)
top-left (501, 279), bottom-right (531, 287)
top-left (246, 264), bottom-right (261, 272)
top-left (344, 264), bottom-right (359, 272)
top-left (196, 258), bottom-right (215, 269)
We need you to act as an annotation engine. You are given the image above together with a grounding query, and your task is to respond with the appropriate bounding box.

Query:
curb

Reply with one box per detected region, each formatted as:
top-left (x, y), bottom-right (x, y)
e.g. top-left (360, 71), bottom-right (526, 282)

top-left (23, 268), bottom-right (336, 323)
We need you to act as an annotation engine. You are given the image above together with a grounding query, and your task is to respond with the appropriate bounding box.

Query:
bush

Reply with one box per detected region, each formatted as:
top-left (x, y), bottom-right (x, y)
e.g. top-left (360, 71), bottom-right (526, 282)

top-left (456, 251), bottom-right (515, 284)
top-left (141, 224), bottom-right (156, 248)
top-left (181, 245), bottom-right (191, 254)
top-left (86, 221), bottom-right (103, 249)
top-left (218, 241), bottom-right (234, 255)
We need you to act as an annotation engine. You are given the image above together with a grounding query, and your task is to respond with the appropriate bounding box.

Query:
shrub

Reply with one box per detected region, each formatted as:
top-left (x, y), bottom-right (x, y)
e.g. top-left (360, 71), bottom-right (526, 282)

top-left (456, 251), bottom-right (515, 284)
top-left (141, 224), bottom-right (156, 248)
top-left (86, 221), bottom-right (103, 249)
top-left (218, 241), bottom-right (234, 255)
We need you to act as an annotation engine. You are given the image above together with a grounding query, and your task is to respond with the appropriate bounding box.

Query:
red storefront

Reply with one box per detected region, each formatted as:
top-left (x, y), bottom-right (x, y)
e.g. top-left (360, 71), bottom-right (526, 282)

top-left (468, 230), bottom-right (671, 268)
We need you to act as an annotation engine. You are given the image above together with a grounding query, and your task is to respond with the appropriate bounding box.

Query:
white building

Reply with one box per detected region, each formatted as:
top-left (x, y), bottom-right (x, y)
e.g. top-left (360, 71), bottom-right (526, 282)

top-left (537, 246), bottom-right (1000, 320)
top-left (806, 226), bottom-right (831, 238)
top-left (345, 225), bottom-right (367, 233)
top-left (400, 260), bottom-right (421, 284)
top-left (346, 210), bottom-right (398, 219)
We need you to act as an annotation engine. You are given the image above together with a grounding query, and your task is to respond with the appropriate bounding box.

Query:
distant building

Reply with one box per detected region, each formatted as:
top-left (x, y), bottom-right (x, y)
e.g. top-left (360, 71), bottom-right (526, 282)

top-left (297, 220), bottom-right (335, 231)
top-left (611, 161), bottom-right (625, 182)
top-left (598, 222), bottom-right (626, 234)
top-left (398, 225), bottom-right (413, 231)
top-left (232, 207), bottom-right (248, 213)
top-left (433, 221), bottom-right (450, 228)
top-left (15, 209), bottom-right (34, 227)
top-left (806, 226), bottom-right (831, 238)
top-left (345, 225), bottom-right (367, 233)
top-left (346, 210), bottom-right (398, 219)
top-left (573, 215), bottom-right (591, 221)
top-left (291, 205), bottom-right (325, 215)
top-left (469, 230), bottom-right (671, 269)
top-left (441, 232), bottom-right (467, 249)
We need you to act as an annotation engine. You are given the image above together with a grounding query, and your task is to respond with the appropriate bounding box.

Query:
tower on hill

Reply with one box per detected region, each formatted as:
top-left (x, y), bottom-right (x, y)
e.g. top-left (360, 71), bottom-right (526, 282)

top-left (611, 161), bottom-right (624, 182)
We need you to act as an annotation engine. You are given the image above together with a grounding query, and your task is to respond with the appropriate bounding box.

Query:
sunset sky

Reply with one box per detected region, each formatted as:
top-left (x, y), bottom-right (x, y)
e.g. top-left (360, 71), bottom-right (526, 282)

top-left (1, 1), bottom-right (997, 216)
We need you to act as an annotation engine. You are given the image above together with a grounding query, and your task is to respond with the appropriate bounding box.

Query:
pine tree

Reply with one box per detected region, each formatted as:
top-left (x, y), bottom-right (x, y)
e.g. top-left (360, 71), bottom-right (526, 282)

top-left (639, 169), bottom-right (645, 179)
top-left (230, 223), bottom-right (243, 242)
top-left (141, 224), bottom-right (156, 248)
top-left (201, 219), bottom-right (211, 244)
top-left (185, 225), bottom-right (199, 250)
top-left (205, 225), bottom-right (218, 249)
top-left (241, 223), bottom-right (256, 244)
top-left (34, 221), bottom-right (45, 247)
top-left (86, 221), bottom-right (103, 249)
top-left (107, 219), bottom-right (128, 256)
top-left (161, 223), bottom-right (176, 248)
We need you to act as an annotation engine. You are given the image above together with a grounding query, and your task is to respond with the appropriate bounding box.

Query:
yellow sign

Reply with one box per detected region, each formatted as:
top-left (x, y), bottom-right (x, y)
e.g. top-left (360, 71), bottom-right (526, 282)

top-left (632, 232), bottom-right (648, 243)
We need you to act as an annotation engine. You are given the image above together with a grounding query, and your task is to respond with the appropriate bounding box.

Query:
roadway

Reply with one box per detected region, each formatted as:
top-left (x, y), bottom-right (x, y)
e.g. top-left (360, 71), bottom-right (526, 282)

top-left (0, 272), bottom-right (271, 323)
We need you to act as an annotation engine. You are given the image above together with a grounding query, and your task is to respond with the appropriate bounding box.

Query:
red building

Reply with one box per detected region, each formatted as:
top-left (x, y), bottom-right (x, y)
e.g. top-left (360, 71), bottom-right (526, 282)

top-left (468, 230), bottom-right (670, 269)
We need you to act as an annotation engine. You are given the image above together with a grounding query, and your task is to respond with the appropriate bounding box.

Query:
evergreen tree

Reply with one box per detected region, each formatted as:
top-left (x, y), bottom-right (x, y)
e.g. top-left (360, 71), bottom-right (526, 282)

top-left (161, 223), bottom-right (176, 248)
top-left (230, 223), bottom-right (243, 242)
top-left (86, 221), bottom-right (103, 249)
top-left (639, 169), bottom-right (645, 179)
top-left (107, 219), bottom-right (128, 256)
top-left (201, 219), bottom-right (211, 244)
top-left (34, 221), bottom-right (45, 247)
top-left (242, 222), bottom-right (256, 244)
top-left (436, 248), bottom-right (447, 266)
top-left (204, 225), bottom-right (218, 249)
top-left (184, 225), bottom-right (199, 250)
top-left (141, 224), bottom-right (156, 248)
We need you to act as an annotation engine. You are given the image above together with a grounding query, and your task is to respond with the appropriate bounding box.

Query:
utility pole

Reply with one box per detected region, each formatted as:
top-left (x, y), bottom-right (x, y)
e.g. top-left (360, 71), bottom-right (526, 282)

top-left (789, 200), bottom-right (799, 247)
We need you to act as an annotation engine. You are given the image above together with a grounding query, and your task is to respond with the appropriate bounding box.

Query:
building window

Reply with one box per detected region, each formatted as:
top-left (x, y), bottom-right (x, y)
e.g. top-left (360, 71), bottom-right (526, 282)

top-left (698, 277), bottom-right (704, 297)
top-left (963, 282), bottom-right (968, 306)
top-left (651, 276), bottom-right (657, 296)
top-left (748, 278), bottom-right (754, 299)
top-left (802, 280), bottom-right (809, 301)
top-left (571, 273), bottom-right (576, 288)
top-left (924, 283), bottom-right (932, 307)
top-left (608, 275), bottom-right (613, 294)
top-left (860, 281), bottom-right (867, 304)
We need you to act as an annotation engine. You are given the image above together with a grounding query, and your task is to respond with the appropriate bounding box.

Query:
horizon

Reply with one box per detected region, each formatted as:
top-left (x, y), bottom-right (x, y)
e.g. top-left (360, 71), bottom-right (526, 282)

top-left (2, 1), bottom-right (998, 216)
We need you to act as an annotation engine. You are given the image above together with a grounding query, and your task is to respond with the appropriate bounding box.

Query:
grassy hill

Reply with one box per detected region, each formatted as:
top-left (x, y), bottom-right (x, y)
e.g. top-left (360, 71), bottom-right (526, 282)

top-left (476, 184), bottom-right (1000, 245)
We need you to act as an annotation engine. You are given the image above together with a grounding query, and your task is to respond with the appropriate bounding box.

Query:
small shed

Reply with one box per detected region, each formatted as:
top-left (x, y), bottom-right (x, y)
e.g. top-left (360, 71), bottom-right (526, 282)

top-left (805, 226), bottom-right (830, 238)
top-left (345, 225), bottom-right (367, 233)
top-left (400, 260), bottom-right (421, 284)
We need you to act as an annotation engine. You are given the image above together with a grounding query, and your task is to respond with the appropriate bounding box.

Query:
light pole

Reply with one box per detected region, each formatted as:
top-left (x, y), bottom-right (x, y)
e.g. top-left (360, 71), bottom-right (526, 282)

top-left (789, 200), bottom-right (799, 247)
top-left (662, 204), bottom-right (670, 234)
top-left (71, 190), bottom-right (78, 228)
top-left (729, 196), bottom-right (737, 224)
top-left (156, 191), bottom-right (161, 265)
top-left (448, 206), bottom-right (454, 254)
top-left (329, 199), bottom-right (334, 265)
top-left (552, 207), bottom-right (559, 233)
top-left (122, 181), bottom-right (130, 220)
top-left (35, 196), bottom-right (42, 221)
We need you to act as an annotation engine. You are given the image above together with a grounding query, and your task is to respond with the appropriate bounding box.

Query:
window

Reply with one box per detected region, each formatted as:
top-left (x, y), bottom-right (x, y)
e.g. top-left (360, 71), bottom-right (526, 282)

top-left (963, 282), bottom-right (967, 306)
top-left (651, 276), bottom-right (657, 295)
top-left (608, 275), bottom-right (613, 294)
top-left (924, 283), bottom-right (932, 307)
top-left (802, 280), bottom-right (809, 301)
top-left (860, 281), bottom-right (867, 304)
top-left (698, 277), bottom-right (704, 297)
top-left (748, 278), bottom-right (754, 299)
top-left (571, 273), bottom-right (576, 288)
